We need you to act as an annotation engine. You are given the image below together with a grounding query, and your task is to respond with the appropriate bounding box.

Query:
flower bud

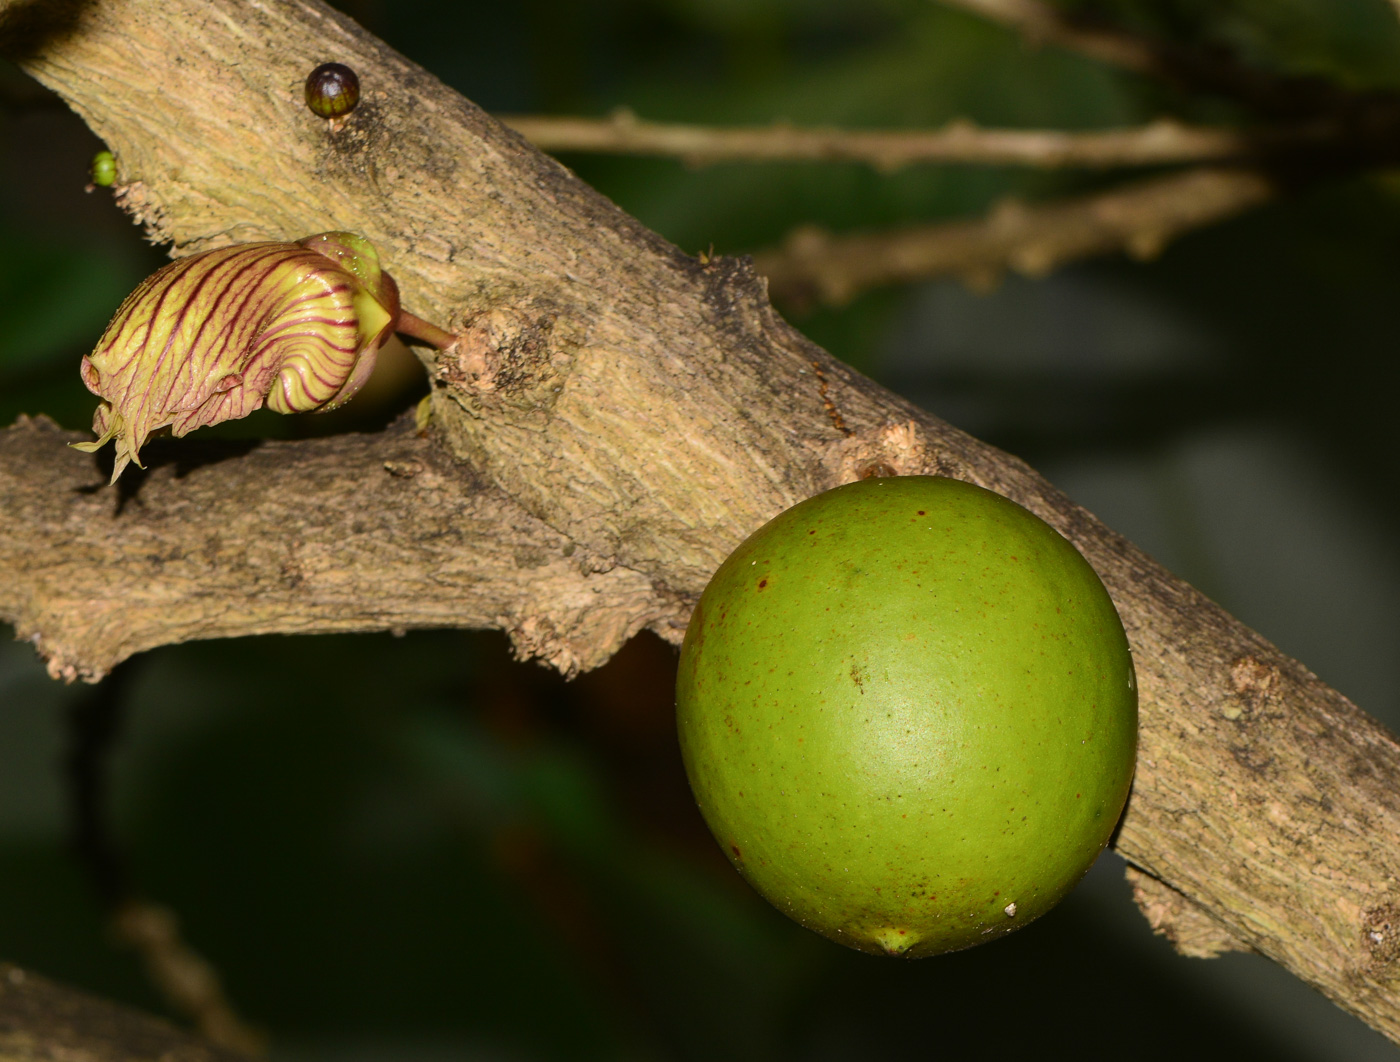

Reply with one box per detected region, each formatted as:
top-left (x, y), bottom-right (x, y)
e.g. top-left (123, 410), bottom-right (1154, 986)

top-left (304, 63), bottom-right (360, 120)
top-left (74, 232), bottom-right (401, 482)
top-left (90, 150), bottom-right (116, 188)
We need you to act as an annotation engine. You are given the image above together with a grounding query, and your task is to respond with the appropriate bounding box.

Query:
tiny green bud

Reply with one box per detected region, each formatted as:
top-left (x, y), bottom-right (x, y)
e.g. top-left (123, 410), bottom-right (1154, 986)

top-left (305, 62), bottom-right (360, 120)
top-left (90, 150), bottom-right (116, 187)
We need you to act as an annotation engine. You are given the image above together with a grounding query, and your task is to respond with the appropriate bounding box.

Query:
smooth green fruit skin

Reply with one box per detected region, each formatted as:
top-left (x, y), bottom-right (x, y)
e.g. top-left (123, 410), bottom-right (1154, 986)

top-left (677, 476), bottom-right (1137, 958)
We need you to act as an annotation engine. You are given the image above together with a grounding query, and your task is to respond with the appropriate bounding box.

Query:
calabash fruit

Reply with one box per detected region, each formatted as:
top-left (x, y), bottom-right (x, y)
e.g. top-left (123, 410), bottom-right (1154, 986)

top-left (676, 476), bottom-right (1137, 957)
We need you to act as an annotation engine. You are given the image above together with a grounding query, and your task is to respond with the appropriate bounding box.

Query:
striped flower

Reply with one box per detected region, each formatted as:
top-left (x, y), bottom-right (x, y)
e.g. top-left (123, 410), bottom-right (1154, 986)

top-left (74, 231), bottom-right (400, 482)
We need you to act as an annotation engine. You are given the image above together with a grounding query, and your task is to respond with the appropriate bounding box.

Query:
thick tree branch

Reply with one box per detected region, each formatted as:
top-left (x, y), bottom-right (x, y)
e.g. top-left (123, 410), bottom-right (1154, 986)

top-left (1, 0), bottom-right (1399, 1048)
top-left (0, 414), bottom-right (665, 680)
top-left (501, 111), bottom-right (1249, 170)
top-left (755, 167), bottom-right (1275, 305)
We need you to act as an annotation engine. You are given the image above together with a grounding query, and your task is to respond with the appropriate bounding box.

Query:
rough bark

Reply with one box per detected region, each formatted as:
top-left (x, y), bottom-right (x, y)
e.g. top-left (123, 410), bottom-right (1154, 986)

top-left (0, 962), bottom-right (253, 1062)
top-left (0, 413), bottom-right (663, 680)
top-left (1, 0), bottom-right (1399, 1048)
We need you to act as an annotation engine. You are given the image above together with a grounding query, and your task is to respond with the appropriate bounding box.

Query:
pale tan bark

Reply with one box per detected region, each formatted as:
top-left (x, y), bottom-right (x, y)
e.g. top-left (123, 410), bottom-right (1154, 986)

top-left (0, 0), bottom-right (1398, 1050)
top-left (1126, 866), bottom-right (1252, 960)
top-left (0, 413), bottom-right (663, 681)
top-left (0, 961), bottom-right (253, 1061)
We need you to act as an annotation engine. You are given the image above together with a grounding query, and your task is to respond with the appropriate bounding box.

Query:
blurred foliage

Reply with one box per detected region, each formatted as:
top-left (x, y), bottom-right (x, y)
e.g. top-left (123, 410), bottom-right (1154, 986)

top-left (3, 0), bottom-right (1400, 1060)
top-left (1083, 0), bottom-right (1400, 86)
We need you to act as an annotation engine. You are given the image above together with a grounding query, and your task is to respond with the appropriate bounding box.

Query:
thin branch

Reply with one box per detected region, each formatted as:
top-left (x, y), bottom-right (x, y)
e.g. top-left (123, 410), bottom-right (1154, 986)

top-left (754, 167), bottom-right (1275, 305)
top-left (110, 901), bottom-right (266, 1056)
top-left (501, 111), bottom-right (1250, 170)
top-left (67, 664), bottom-right (136, 907)
top-left (934, 0), bottom-right (1160, 75)
top-left (66, 667), bottom-right (265, 1055)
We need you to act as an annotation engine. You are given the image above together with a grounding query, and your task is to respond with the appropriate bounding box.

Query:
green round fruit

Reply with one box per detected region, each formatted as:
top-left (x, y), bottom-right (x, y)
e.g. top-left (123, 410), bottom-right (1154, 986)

top-left (676, 476), bottom-right (1136, 957)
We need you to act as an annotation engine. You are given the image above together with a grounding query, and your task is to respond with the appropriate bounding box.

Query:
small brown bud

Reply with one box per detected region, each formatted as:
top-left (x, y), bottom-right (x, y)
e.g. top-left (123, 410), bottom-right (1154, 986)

top-left (305, 62), bottom-right (361, 120)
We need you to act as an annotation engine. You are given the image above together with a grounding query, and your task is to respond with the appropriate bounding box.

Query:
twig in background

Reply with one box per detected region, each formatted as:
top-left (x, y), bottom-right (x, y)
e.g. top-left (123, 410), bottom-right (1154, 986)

top-left (110, 900), bottom-right (266, 1057)
top-left (502, 111), bottom-right (1249, 170)
top-left (932, 0), bottom-right (1160, 75)
top-left (65, 668), bottom-right (266, 1056)
top-left (67, 663), bottom-right (135, 907)
top-left (931, 0), bottom-right (1377, 120)
top-left (754, 167), bottom-right (1275, 306)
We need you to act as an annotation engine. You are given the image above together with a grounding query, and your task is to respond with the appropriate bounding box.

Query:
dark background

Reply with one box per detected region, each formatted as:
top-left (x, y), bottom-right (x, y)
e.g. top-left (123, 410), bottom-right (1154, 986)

top-left (3, 0), bottom-right (1400, 1058)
